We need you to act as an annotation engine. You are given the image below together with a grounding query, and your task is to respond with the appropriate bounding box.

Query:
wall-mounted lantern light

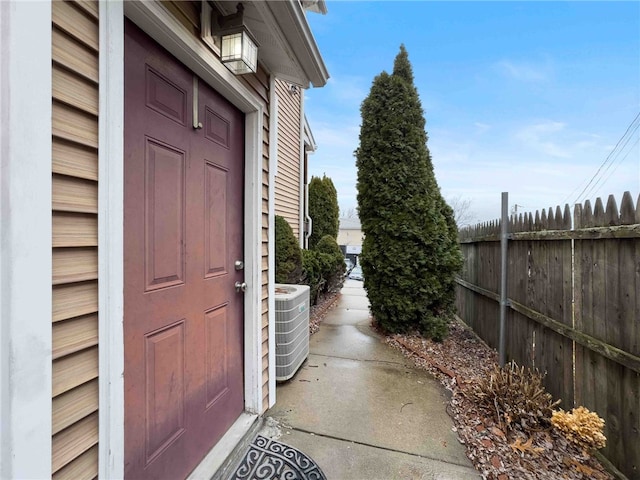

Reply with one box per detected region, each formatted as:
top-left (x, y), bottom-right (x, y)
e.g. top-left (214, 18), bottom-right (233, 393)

top-left (216, 3), bottom-right (259, 75)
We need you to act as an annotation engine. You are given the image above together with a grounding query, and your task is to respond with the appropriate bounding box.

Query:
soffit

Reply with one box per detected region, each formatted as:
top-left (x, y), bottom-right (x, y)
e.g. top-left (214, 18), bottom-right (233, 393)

top-left (215, 1), bottom-right (329, 88)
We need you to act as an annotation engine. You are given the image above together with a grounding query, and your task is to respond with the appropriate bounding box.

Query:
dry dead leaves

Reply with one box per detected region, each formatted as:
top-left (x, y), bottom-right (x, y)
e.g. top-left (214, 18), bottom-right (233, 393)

top-left (510, 437), bottom-right (544, 456)
top-left (385, 321), bottom-right (614, 480)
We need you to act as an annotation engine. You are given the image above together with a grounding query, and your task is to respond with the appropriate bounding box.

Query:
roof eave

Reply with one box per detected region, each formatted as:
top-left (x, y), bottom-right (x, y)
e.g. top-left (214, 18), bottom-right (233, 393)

top-left (259, 1), bottom-right (329, 88)
top-left (303, 115), bottom-right (318, 152)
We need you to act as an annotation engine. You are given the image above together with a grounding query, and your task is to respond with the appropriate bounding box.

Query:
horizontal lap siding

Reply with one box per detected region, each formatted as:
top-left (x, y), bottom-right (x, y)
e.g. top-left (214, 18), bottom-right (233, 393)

top-left (167, 1), bottom-right (272, 412)
top-left (249, 66), bottom-right (271, 412)
top-left (274, 79), bottom-right (302, 239)
top-left (51, 1), bottom-right (99, 478)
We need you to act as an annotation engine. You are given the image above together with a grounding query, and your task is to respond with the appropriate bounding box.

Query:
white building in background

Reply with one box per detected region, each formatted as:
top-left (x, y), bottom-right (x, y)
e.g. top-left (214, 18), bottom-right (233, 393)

top-left (338, 217), bottom-right (364, 263)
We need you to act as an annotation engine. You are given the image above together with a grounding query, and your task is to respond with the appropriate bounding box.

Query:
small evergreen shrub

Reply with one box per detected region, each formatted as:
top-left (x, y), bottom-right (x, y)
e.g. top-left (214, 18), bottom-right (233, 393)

top-left (314, 235), bottom-right (346, 293)
top-left (275, 215), bottom-right (302, 284)
top-left (301, 249), bottom-right (324, 305)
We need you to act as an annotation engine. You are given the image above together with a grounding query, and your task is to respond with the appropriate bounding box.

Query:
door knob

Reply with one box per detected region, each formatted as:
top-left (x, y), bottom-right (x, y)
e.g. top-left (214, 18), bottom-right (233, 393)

top-left (235, 281), bottom-right (247, 293)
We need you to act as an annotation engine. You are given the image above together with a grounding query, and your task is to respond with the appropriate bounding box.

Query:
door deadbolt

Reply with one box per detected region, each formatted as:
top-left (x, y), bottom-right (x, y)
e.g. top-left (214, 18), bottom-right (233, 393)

top-left (235, 260), bottom-right (244, 271)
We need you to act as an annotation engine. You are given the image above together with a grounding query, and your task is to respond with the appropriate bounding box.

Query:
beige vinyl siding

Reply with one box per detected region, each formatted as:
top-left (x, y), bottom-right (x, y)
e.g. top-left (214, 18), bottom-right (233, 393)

top-left (274, 79), bottom-right (303, 239)
top-left (246, 66), bottom-right (272, 413)
top-left (51, 1), bottom-right (99, 478)
top-left (52, 445), bottom-right (99, 480)
top-left (167, 1), bottom-right (272, 413)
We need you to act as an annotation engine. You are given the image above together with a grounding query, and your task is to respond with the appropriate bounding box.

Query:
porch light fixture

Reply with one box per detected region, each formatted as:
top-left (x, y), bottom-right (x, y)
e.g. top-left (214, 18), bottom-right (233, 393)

top-left (216, 3), bottom-right (259, 75)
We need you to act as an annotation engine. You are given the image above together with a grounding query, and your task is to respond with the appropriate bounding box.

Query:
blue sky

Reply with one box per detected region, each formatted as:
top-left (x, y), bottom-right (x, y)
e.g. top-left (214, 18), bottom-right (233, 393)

top-left (304, 1), bottom-right (640, 224)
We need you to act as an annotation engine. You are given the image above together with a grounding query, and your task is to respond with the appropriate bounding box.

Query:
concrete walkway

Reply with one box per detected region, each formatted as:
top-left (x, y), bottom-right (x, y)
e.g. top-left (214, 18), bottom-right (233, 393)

top-left (263, 280), bottom-right (480, 479)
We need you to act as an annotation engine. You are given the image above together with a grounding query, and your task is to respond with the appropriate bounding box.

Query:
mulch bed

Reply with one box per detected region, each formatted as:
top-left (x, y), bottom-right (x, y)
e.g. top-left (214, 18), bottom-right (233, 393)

top-left (384, 320), bottom-right (614, 480)
top-left (308, 290), bottom-right (341, 335)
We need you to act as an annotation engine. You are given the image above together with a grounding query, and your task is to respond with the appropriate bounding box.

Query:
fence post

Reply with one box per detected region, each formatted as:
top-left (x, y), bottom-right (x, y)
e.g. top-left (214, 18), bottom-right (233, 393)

top-left (499, 192), bottom-right (508, 366)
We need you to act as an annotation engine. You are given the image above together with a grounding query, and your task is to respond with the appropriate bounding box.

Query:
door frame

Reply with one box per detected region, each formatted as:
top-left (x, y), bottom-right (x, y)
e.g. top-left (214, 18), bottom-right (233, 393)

top-left (99, 2), bottom-right (267, 478)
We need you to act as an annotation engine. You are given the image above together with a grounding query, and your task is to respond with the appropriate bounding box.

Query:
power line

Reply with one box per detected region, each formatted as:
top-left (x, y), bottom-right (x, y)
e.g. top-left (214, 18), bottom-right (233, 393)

top-left (570, 111), bottom-right (640, 205)
top-left (585, 135), bottom-right (640, 199)
top-left (567, 111), bottom-right (640, 206)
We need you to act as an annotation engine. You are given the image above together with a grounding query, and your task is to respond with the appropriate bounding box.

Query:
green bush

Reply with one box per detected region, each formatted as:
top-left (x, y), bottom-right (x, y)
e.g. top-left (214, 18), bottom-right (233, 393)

top-left (355, 45), bottom-right (462, 341)
top-left (301, 249), bottom-right (324, 305)
top-left (308, 175), bottom-right (339, 249)
top-left (275, 215), bottom-right (302, 284)
top-left (315, 235), bottom-right (346, 293)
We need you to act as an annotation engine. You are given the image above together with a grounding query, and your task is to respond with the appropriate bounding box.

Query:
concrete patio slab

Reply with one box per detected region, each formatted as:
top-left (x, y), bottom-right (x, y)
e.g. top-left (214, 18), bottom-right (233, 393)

top-left (268, 353), bottom-right (468, 465)
top-left (275, 429), bottom-right (480, 480)
top-left (309, 324), bottom-right (405, 363)
top-left (264, 279), bottom-right (480, 479)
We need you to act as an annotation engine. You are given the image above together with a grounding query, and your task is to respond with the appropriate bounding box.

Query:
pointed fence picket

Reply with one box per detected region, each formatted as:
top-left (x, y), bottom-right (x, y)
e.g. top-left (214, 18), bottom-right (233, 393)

top-left (455, 191), bottom-right (640, 479)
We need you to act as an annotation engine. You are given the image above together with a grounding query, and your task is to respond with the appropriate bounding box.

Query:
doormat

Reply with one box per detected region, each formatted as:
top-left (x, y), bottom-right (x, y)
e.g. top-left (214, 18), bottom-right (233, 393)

top-left (230, 435), bottom-right (327, 480)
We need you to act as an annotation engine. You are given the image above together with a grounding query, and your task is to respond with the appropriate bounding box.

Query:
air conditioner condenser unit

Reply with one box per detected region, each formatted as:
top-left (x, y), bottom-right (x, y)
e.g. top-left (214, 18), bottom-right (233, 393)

top-left (274, 284), bottom-right (310, 381)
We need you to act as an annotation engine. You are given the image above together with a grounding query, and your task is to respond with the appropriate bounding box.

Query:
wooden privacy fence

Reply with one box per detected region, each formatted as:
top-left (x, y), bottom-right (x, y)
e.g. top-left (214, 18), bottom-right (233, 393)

top-left (456, 191), bottom-right (640, 479)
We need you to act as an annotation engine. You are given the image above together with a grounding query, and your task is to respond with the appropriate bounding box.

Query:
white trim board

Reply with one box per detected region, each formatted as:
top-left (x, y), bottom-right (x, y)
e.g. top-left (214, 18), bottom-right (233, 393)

top-left (187, 413), bottom-right (259, 480)
top-left (298, 89), bottom-right (306, 249)
top-left (98, 1), bottom-right (269, 476)
top-left (0, 2), bottom-right (52, 478)
top-left (268, 77), bottom-right (279, 408)
top-left (98, 2), bottom-right (125, 479)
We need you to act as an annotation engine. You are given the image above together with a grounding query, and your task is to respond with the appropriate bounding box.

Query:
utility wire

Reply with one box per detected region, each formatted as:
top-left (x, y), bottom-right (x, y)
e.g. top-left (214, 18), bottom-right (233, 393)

top-left (566, 111), bottom-right (640, 206)
top-left (585, 135), bottom-right (640, 199)
top-left (581, 121), bottom-right (640, 200)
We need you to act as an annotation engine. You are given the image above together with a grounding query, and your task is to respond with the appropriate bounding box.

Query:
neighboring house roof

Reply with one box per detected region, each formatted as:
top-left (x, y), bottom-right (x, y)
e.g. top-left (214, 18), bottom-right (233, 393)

top-left (340, 218), bottom-right (362, 230)
top-left (222, 1), bottom-right (329, 88)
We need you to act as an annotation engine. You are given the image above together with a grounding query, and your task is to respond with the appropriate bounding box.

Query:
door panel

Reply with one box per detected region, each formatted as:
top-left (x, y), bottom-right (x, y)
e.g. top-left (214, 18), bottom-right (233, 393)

top-left (145, 66), bottom-right (188, 126)
top-left (204, 162), bottom-right (228, 277)
top-left (205, 305), bottom-right (230, 408)
top-left (144, 321), bottom-right (186, 464)
top-left (124, 21), bottom-right (245, 480)
top-left (144, 138), bottom-right (186, 290)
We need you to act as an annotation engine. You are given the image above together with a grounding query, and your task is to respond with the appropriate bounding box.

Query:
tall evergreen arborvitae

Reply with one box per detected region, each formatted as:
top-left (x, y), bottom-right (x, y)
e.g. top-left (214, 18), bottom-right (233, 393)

top-left (308, 175), bottom-right (340, 248)
top-left (356, 45), bottom-right (462, 340)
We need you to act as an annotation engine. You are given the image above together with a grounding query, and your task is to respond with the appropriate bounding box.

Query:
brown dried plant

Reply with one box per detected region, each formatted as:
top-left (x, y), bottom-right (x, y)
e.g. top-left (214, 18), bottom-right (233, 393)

top-left (551, 406), bottom-right (606, 452)
top-left (469, 361), bottom-right (561, 432)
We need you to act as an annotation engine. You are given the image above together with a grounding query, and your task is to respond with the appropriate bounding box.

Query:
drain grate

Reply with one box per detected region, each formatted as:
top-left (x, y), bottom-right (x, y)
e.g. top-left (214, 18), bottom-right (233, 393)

top-left (230, 435), bottom-right (327, 480)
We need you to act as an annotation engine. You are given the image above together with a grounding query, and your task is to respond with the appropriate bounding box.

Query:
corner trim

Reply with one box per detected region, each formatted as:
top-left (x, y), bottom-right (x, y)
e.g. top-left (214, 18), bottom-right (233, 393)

top-left (98, 2), bottom-right (125, 478)
top-left (0, 2), bottom-right (52, 478)
top-left (268, 77), bottom-right (278, 407)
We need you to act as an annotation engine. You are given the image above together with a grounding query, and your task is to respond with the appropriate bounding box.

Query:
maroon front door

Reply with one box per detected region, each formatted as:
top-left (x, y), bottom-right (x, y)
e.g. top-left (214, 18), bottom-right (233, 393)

top-left (124, 21), bottom-right (245, 479)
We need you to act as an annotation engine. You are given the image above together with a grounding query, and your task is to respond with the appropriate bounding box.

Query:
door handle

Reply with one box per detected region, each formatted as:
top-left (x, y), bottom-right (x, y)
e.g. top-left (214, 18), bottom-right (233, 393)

top-left (235, 281), bottom-right (247, 293)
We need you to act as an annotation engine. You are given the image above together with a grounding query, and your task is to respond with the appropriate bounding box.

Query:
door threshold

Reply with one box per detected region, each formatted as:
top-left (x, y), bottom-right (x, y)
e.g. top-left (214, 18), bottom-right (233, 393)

top-left (187, 412), bottom-right (262, 480)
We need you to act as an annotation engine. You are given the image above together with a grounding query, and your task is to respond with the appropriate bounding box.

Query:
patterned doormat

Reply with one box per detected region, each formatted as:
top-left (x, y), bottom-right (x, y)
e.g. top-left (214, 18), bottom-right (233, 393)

top-left (230, 435), bottom-right (327, 480)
